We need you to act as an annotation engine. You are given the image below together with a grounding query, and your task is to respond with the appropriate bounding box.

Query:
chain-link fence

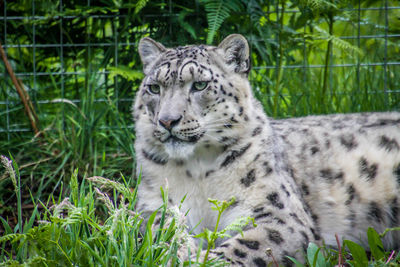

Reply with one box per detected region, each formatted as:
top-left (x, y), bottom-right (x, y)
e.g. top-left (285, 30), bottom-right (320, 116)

top-left (1, 0), bottom-right (400, 143)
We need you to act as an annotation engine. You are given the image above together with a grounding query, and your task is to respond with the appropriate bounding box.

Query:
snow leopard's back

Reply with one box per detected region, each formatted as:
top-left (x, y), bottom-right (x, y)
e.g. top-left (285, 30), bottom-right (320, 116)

top-left (272, 112), bottom-right (400, 248)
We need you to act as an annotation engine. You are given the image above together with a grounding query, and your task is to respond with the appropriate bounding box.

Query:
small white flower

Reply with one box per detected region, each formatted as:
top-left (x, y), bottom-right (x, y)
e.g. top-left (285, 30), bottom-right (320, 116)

top-left (1, 155), bottom-right (17, 192)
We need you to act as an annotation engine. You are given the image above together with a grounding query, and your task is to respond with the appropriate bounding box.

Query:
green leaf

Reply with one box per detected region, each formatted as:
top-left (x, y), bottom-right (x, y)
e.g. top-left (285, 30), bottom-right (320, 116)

top-left (79, 240), bottom-right (105, 265)
top-left (0, 216), bottom-right (13, 234)
top-left (219, 216), bottom-right (256, 238)
top-left (307, 242), bottom-right (327, 267)
top-left (367, 227), bottom-right (385, 261)
top-left (200, 0), bottom-right (242, 44)
top-left (285, 255), bottom-right (306, 267)
top-left (344, 240), bottom-right (369, 267)
top-left (107, 66), bottom-right (144, 84)
top-left (134, 0), bottom-right (150, 14)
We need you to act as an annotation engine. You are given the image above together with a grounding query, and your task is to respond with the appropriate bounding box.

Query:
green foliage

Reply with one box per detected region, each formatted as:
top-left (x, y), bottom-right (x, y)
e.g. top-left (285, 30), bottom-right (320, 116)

top-left (200, 0), bottom-right (243, 44)
top-left (0, 160), bottom-right (253, 266)
top-left (108, 66), bottom-right (144, 84)
top-left (368, 227), bottom-right (385, 261)
top-left (288, 228), bottom-right (400, 267)
top-left (344, 240), bottom-right (369, 267)
top-left (194, 198), bottom-right (256, 266)
top-left (0, 166), bottom-right (188, 266)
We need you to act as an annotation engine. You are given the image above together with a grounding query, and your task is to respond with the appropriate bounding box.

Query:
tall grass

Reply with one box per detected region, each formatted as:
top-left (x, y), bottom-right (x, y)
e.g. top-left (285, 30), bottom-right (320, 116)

top-left (0, 164), bottom-right (181, 266)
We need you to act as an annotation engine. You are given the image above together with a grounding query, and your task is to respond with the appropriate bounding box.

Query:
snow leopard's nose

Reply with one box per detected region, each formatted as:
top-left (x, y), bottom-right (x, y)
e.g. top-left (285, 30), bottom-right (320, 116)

top-left (159, 115), bottom-right (182, 130)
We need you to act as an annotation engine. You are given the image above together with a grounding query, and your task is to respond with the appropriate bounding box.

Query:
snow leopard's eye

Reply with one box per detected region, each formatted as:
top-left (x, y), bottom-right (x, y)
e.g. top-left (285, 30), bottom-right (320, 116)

top-left (192, 81), bottom-right (208, 91)
top-left (148, 84), bottom-right (161, 94)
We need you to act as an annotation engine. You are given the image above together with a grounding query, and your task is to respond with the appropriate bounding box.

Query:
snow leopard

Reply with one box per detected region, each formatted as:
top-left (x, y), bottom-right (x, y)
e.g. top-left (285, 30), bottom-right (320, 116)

top-left (133, 34), bottom-right (400, 266)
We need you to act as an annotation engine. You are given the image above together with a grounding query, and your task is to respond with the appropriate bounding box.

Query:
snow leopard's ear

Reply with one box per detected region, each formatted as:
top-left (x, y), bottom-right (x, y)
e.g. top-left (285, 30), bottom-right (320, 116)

top-left (138, 37), bottom-right (166, 75)
top-left (217, 34), bottom-right (250, 75)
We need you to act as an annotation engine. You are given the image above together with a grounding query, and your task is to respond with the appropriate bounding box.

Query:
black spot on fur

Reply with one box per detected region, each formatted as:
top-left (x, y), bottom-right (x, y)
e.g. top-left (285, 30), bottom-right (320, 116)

top-left (220, 136), bottom-right (229, 143)
top-left (345, 184), bottom-right (356, 205)
top-left (263, 161), bottom-right (273, 176)
top-left (300, 230), bottom-right (309, 244)
top-left (224, 123), bottom-right (232, 128)
top-left (310, 227), bottom-right (321, 240)
top-left (142, 149), bottom-right (168, 165)
top-left (311, 213), bottom-right (319, 223)
top-left (368, 201), bottom-right (383, 222)
top-left (364, 119), bottom-right (400, 128)
top-left (301, 182), bottom-right (310, 196)
top-left (390, 197), bottom-right (399, 226)
top-left (394, 163), bottom-right (400, 185)
top-left (230, 116), bottom-right (239, 123)
top-left (253, 257), bottom-right (267, 267)
top-left (280, 184), bottom-right (290, 197)
top-left (320, 169), bottom-right (344, 181)
top-left (253, 154), bottom-right (261, 162)
top-left (205, 170), bottom-right (214, 177)
top-left (340, 134), bottom-right (358, 150)
top-left (220, 85), bottom-right (227, 95)
top-left (379, 135), bottom-right (399, 151)
top-left (311, 146), bottom-right (320, 155)
top-left (267, 229), bottom-right (284, 244)
top-left (267, 192), bottom-right (284, 209)
top-left (253, 206), bottom-right (264, 213)
top-left (237, 239), bottom-right (260, 250)
top-left (186, 170), bottom-right (192, 178)
top-left (274, 217), bottom-right (286, 225)
top-left (254, 212), bottom-right (272, 220)
top-left (359, 157), bottom-right (378, 181)
top-left (252, 126), bottom-right (262, 136)
top-left (233, 249), bottom-right (247, 258)
top-left (240, 169), bottom-right (256, 187)
top-left (347, 211), bottom-right (357, 227)
top-left (238, 106), bottom-right (244, 116)
top-left (289, 213), bottom-right (304, 226)
top-left (221, 143), bottom-right (251, 167)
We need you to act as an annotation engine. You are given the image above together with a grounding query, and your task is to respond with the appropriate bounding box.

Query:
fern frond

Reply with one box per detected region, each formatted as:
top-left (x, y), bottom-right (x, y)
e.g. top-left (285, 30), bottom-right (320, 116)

top-left (301, 0), bottom-right (338, 12)
top-left (219, 216), bottom-right (256, 238)
top-left (200, 0), bottom-right (243, 44)
top-left (107, 66), bottom-right (144, 84)
top-left (310, 26), bottom-right (364, 56)
top-left (0, 233), bottom-right (26, 244)
top-left (134, 0), bottom-right (150, 15)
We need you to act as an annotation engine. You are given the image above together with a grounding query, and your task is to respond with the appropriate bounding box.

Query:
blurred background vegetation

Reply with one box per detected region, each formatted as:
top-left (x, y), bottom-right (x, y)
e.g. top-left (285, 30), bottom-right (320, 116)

top-left (0, 0), bottom-right (399, 233)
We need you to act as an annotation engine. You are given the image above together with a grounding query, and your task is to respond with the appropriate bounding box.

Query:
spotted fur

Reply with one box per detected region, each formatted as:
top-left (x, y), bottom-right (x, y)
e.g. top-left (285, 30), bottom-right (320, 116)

top-left (133, 34), bottom-right (400, 266)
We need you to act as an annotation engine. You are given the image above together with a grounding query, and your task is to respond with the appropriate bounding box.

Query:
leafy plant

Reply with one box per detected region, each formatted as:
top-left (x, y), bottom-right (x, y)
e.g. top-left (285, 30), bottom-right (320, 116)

top-left (287, 227), bottom-right (400, 267)
top-left (194, 198), bottom-right (256, 266)
top-left (0, 163), bottom-right (186, 266)
top-left (200, 0), bottom-right (243, 44)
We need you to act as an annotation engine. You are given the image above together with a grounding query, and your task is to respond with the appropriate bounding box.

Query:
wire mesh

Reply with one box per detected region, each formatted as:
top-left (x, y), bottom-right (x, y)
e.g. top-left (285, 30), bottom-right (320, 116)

top-left (0, 0), bottom-right (399, 141)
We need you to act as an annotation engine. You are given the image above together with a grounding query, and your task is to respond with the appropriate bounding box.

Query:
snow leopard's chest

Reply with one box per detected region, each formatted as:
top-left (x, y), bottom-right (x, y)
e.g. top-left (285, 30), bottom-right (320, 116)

top-left (162, 144), bottom-right (270, 235)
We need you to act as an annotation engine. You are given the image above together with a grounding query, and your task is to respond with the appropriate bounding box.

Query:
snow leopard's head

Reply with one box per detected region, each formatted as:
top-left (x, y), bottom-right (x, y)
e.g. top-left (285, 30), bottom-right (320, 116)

top-left (134, 34), bottom-right (253, 161)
